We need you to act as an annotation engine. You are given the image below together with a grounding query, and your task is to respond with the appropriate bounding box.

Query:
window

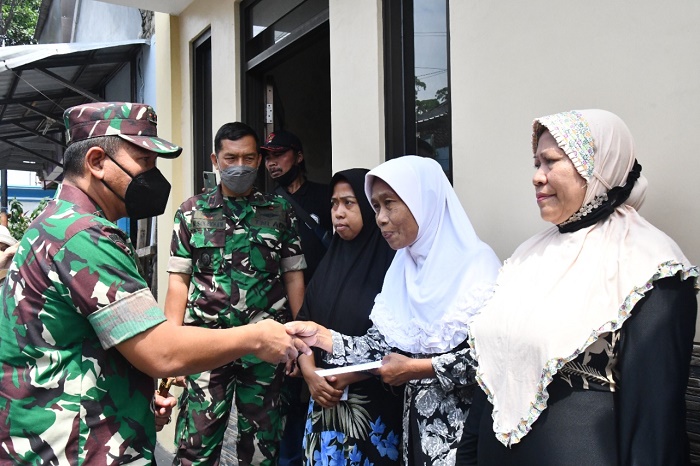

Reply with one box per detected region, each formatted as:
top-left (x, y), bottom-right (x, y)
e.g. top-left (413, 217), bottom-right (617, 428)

top-left (242, 0), bottom-right (328, 71)
top-left (193, 31), bottom-right (212, 193)
top-left (384, 0), bottom-right (452, 180)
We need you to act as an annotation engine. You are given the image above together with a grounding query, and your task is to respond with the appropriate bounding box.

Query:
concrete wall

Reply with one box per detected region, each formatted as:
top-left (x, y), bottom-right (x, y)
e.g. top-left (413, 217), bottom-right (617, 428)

top-left (139, 39), bottom-right (157, 105)
top-left (448, 1), bottom-right (700, 332)
top-left (154, 13), bottom-right (181, 311)
top-left (37, 0), bottom-right (76, 43)
top-left (73, 0), bottom-right (143, 42)
top-left (153, 14), bottom-right (182, 450)
top-left (449, 1), bottom-right (700, 266)
top-left (329, 0), bottom-right (385, 172)
top-left (101, 44), bottom-right (154, 105)
top-left (104, 64), bottom-right (132, 101)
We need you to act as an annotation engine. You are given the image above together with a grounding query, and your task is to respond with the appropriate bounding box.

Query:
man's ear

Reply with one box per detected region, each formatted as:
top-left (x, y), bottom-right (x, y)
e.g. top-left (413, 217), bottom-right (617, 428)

top-left (85, 147), bottom-right (107, 180)
top-left (210, 152), bottom-right (219, 171)
top-left (296, 151), bottom-right (304, 165)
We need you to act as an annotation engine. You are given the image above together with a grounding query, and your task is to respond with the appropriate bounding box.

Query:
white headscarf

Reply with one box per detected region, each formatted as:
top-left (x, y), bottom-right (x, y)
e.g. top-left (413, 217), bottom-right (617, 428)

top-left (364, 156), bottom-right (501, 354)
top-left (469, 110), bottom-right (699, 446)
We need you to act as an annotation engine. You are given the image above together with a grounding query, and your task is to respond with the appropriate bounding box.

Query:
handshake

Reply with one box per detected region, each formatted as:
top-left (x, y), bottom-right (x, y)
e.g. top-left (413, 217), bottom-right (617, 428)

top-left (285, 321), bottom-right (329, 349)
top-left (251, 320), bottom-right (332, 365)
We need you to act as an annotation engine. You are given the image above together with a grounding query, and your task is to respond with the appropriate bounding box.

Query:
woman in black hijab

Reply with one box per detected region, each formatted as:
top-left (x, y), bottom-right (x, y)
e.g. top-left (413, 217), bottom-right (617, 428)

top-left (297, 168), bottom-right (403, 465)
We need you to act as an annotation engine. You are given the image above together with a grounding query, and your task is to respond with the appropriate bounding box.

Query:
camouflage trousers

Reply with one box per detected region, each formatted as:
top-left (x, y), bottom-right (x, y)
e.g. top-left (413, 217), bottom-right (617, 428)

top-left (173, 357), bottom-right (286, 465)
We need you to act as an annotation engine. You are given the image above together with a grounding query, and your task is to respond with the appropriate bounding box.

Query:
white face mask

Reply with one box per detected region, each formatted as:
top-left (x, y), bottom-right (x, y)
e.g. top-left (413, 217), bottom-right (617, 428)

top-left (219, 165), bottom-right (258, 195)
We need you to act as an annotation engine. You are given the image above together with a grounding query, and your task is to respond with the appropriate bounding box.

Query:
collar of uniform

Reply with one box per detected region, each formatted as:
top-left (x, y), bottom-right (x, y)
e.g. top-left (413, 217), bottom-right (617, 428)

top-left (205, 185), bottom-right (226, 209)
top-left (249, 189), bottom-right (276, 207)
top-left (58, 183), bottom-right (106, 217)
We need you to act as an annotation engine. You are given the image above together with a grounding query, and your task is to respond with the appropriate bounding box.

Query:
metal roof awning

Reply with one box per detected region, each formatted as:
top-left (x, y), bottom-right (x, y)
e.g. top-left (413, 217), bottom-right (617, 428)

top-left (0, 39), bottom-right (148, 184)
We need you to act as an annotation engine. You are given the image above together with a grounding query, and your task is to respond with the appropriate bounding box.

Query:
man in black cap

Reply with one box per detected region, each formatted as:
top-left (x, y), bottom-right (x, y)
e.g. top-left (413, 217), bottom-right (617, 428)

top-left (262, 130), bottom-right (332, 285)
top-left (0, 102), bottom-right (308, 465)
top-left (262, 130), bottom-right (332, 466)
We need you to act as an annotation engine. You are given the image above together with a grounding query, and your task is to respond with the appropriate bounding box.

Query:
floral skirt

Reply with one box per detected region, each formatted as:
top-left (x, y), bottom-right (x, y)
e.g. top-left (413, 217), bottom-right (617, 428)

top-left (303, 378), bottom-right (403, 466)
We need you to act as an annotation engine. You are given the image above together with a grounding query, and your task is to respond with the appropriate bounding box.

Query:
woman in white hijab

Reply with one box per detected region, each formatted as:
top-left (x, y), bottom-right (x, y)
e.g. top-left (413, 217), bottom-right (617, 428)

top-left (288, 156), bottom-right (501, 465)
top-left (463, 110), bottom-right (698, 465)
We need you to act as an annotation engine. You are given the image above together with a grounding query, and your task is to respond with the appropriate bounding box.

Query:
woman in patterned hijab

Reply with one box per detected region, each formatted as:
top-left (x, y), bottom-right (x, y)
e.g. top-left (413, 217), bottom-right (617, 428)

top-left (465, 109), bottom-right (699, 465)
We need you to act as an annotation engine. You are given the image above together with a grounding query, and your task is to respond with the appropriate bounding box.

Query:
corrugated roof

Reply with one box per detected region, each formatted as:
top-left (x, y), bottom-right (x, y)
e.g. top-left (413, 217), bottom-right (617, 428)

top-left (0, 40), bottom-right (147, 182)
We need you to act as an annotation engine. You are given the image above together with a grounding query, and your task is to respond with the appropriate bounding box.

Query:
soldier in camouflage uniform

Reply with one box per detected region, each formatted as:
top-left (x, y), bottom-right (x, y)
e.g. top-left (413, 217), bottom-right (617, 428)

top-left (166, 122), bottom-right (306, 466)
top-left (0, 103), bottom-right (306, 465)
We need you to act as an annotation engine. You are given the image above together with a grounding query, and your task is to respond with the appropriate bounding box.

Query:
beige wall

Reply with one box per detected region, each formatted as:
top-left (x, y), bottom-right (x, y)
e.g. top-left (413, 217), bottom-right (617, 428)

top-left (154, 2), bottom-right (241, 307)
top-left (449, 1), bottom-right (700, 331)
top-left (154, 0), bottom-right (700, 338)
top-left (449, 1), bottom-right (700, 261)
top-left (155, 13), bottom-right (181, 311)
top-left (153, 12), bottom-right (180, 451)
top-left (329, 0), bottom-right (385, 171)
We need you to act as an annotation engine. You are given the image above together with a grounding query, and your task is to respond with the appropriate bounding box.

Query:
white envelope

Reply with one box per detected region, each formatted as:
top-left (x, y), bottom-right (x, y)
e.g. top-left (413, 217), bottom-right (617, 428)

top-left (315, 360), bottom-right (383, 377)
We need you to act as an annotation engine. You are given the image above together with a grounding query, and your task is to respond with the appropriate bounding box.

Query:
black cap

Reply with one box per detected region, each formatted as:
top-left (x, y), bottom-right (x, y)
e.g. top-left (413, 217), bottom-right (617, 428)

top-left (260, 130), bottom-right (302, 153)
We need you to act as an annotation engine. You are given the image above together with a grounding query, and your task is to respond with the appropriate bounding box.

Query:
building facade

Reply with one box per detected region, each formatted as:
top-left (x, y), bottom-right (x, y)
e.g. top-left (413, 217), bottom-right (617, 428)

top-left (97, 0), bottom-right (698, 331)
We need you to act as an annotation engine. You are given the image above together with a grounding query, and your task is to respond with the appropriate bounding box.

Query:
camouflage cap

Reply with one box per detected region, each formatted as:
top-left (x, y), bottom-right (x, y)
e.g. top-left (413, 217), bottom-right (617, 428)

top-left (63, 102), bottom-right (182, 158)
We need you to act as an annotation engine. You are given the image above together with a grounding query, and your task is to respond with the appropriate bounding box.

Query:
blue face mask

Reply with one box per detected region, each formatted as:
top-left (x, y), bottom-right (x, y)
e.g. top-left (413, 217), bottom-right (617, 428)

top-left (219, 165), bottom-right (258, 195)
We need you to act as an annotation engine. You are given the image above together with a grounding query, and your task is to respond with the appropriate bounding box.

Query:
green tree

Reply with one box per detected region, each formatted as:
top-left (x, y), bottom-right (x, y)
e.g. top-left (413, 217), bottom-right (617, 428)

top-left (0, 0), bottom-right (42, 46)
top-left (6, 197), bottom-right (49, 240)
top-left (416, 98), bottom-right (439, 116)
top-left (415, 79), bottom-right (449, 117)
top-left (415, 76), bottom-right (427, 98)
top-left (436, 86), bottom-right (448, 105)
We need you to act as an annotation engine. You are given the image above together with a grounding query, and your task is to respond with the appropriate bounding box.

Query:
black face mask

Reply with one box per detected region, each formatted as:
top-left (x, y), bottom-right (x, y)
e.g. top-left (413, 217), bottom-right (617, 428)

top-left (274, 163), bottom-right (300, 187)
top-left (103, 154), bottom-right (172, 219)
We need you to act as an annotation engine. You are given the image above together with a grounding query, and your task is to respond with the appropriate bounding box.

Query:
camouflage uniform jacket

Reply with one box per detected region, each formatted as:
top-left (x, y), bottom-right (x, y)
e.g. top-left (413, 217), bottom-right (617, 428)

top-left (168, 187), bottom-right (305, 331)
top-left (0, 184), bottom-right (166, 465)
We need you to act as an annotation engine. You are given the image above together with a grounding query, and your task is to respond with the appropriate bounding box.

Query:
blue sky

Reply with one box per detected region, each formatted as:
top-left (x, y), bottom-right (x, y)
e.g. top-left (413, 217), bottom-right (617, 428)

top-left (414, 0), bottom-right (448, 101)
top-left (6, 170), bottom-right (36, 186)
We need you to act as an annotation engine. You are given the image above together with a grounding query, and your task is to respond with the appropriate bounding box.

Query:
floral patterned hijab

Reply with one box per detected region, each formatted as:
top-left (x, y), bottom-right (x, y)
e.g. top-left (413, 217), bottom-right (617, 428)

top-left (469, 109), bottom-right (698, 446)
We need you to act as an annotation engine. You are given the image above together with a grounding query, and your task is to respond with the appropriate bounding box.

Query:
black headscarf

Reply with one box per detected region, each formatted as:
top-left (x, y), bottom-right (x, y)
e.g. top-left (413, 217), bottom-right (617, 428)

top-left (297, 168), bottom-right (395, 364)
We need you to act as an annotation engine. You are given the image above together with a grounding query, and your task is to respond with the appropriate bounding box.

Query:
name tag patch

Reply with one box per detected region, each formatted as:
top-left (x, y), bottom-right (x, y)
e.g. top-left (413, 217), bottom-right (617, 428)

top-left (192, 211), bottom-right (225, 229)
top-left (251, 207), bottom-right (286, 230)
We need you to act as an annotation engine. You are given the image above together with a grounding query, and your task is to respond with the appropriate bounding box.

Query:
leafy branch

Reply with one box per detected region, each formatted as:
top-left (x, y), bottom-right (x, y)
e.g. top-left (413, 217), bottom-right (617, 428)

top-left (6, 197), bottom-right (49, 240)
top-left (0, 0), bottom-right (42, 46)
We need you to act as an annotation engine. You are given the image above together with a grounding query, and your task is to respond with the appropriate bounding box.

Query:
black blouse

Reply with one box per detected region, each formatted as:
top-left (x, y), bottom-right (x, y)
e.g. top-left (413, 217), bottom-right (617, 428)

top-left (460, 274), bottom-right (697, 466)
